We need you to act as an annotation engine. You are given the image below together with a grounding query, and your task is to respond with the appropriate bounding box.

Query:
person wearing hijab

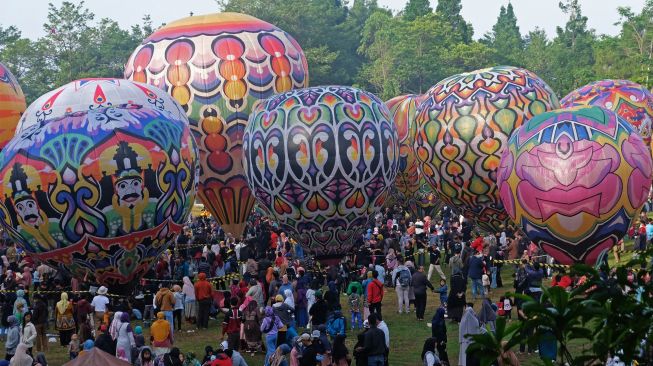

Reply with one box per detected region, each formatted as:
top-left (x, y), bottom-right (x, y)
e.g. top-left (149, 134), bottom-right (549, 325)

top-left (447, 271), bottom-right (467, 322)
top-left (181, 276), bottom-right (197, 325)
top-left (12, 291), bottom-right (26, 322)
top-left (109, 311), bottom-right (123, 341)
top-left (5, 316), bottom-right (19, 361)
top-left (163, 347), bottom-right (183, 366)
top-left (324, 281), bottom-right (340, 311)
top-left (261, 306), bottom-right (284, 366)
top-left (8, 344), bottom-right (31, 366)
top-left (243, 299), bottom-right (262, 354)
top-left (151, 312), bottom-right (173, 356)
top-left (136, 346), bottom-right (154, 366)
top-left (134, 325), bottom-right (145, 348)
top-left (268, 343), bottom-right (291, 366)
top-left (55, 293), bottom-right (75, 347)
top-left (77, 339), bottom-right (94, 358)
top-left (431, 307), bottom-right (449, 365)
top-left (459, 304), bottom-right (481, 366)
top-left (331, 334), bottom-right (349, 366)
top-left (478, 298), bottom-right (497, 332)
top-left (283, 289), bottom-right (295, 310)
top-left (115, 312), bottom-right (135, 363)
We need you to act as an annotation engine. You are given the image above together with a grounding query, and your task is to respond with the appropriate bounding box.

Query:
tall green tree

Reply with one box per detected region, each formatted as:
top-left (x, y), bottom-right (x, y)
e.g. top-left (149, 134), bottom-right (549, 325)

top-left (550, 0), bottom-right (596, 94)
top-left (522, 28), bottom-right (556, 89)
top-left (403, 0), bottom-right (432, 21)
top-left (483, 3), bottom-right (523, 65)
top-left (435, 0), bottom-right (473, 43)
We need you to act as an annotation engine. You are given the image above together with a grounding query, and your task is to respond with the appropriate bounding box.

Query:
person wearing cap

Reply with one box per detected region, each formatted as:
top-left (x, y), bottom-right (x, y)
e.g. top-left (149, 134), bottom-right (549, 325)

top-left (91, 286), bottom-right (110, 328)
top-left (298, 333), bottom-right (318, 366)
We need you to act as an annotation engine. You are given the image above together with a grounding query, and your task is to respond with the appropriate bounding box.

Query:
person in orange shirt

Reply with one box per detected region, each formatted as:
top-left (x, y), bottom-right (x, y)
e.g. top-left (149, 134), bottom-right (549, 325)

top-left (194, 273), bottom-right (214, 329)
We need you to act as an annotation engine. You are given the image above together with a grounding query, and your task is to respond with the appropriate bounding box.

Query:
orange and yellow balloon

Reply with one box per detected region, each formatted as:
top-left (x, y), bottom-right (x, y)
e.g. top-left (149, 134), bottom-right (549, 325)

top-left (125, 13), bottom-right (309, 238)
top-left (0, 62), bottom-right (26, 149)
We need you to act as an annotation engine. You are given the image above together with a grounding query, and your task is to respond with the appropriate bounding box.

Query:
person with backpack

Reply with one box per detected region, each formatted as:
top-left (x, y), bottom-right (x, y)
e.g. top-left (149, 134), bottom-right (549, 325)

top-left (326, 308), bottom-right (346, 339)
top-left (222, 297), bottom-right (243, 351)
top-left (391, 258), bottom-right (411, 314)
top-left (261, 306), bottom-right (284, 366)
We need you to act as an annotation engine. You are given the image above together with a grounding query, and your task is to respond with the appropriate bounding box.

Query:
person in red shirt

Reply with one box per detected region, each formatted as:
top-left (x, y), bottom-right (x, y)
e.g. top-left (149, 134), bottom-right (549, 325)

top-left (551, 273), bottom-right (573, 290)
top-left (367, 270), bottom-right (384, 318)
top-left (194, 273), bottom-right (213, 329)
top-left (222, 297), bottom-right (243, 351)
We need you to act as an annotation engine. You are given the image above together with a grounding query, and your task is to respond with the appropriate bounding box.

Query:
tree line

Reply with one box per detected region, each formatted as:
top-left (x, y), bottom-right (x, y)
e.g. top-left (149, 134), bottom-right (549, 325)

top-left (1, 0), bottom-right (652, 104)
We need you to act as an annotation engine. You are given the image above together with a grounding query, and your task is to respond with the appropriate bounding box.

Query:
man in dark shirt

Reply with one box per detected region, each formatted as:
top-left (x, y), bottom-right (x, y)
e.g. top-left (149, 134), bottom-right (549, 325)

top-left (411, 265), bottom-right (435, 321)
top-left (309, 294), bottom-right (329, 327)
top-left (358, 314), bottom-right (386, 366)
top-left (31, 294), bottom-right (49, 352)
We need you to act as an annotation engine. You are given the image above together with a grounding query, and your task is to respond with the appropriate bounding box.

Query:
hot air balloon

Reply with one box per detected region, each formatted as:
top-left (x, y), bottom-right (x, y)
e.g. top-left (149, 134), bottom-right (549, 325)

top-left (0, 106), bottom-right (198, 294)
top-left (497, 106), bottom-right (652, 265)
top-left (16, 78), bottom-right (186, 133)
top-left (561, 79), bottom-right (653, 151)
top-left (385, 94), bottom-right (441, 219)
top-left (243, 86), bottom-right (398, 262)
top-left (414, 66), bottom-right (560, 233)
top-left (0, 62), bottom-right (26, 148)
top-left (125, 12), bottom-right (309, 239)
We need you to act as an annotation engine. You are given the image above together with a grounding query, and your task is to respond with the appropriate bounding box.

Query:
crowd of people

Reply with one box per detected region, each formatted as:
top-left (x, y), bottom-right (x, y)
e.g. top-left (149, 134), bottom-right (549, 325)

top-left (0, 203), bottom-right (612, 366)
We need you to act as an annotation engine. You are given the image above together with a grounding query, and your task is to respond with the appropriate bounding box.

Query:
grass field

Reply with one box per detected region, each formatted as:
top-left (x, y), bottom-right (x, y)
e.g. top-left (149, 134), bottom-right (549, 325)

top-left (40, 244), bottom-right (636, 365)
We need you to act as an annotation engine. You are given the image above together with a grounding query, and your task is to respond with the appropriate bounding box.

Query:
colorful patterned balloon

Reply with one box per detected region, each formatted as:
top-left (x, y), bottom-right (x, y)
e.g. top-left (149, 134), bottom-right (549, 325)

top-left (414, 66), bottom-right (560, 233)
top-left (125, 12), bottom-right (309, 238)
top-left (497, 106), bottom-right (652, 265)
top-left (561, 79), bottom-right (653, 149)
top-left (243, 86), bottom-right (398, 260)
top-left (0, 63), bottom-right (26, 149)
top-left (16, 78), bottom-right (187, 133)
top-left (385, 94), bottom-right (441, 218)
top-left (0, 106), bottom-right (198, 293)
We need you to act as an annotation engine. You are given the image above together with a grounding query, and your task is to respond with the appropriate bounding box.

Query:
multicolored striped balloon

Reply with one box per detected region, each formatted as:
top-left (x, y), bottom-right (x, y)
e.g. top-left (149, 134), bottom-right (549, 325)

top-left (0, 62), bottom-right (26, 149)
top-left (125, 12), bottom-right (309, 238)
top-left (385, 94), bottom-right (441, 219)
top-left (498, 106), bottom-right (652, 264)
top-left (561, 79), bottom-right (653, 151)
top-left (414, 66), bottom-right (560, 233)
top-left (243, 86), bottom-right (398, 261)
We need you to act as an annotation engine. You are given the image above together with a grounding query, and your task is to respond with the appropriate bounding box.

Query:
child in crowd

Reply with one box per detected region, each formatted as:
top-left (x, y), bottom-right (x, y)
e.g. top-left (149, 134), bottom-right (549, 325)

top-left (436, 279), bottom-right (448, 309)
top-left (68, 333), bottom-right (80, 360)
top-left (499, 296), bottom-right (512, 320)
top-left (482, 271), bottom-right (491, 295)
top-left (348, 289), bottom-right (362, 330)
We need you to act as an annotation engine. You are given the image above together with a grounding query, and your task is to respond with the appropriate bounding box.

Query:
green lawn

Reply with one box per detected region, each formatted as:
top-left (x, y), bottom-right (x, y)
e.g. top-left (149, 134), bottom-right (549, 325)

top-left (41, 243), bottom-right (636, 365)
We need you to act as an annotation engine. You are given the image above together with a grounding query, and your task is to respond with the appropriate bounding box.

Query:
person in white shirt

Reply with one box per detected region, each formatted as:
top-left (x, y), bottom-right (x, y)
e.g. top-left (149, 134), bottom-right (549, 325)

top-left (377, 315), bottom-right (390, 349)
top-left (91, 286), bottom-right (110, 327)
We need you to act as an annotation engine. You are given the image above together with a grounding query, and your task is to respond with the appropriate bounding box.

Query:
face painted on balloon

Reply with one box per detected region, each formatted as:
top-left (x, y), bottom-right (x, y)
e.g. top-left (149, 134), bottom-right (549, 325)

top-left (115, 177), bottom-right (144, 209)
top-left (15, 197), bottom-right (43, 227)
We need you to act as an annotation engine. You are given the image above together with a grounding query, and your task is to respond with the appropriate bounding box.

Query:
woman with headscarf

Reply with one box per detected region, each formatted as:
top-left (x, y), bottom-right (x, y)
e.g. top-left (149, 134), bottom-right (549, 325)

top-left (431, 307), bottom-right (449, 366)
top-left (109, 311), bottom-right (123, 341)
top-left (135, 346), bottom-right (154, 366)
top-left (150, 312), bottom-right (173, 356)
top-left (163, 347), bottom-right (183, 366)
top-left (8, 344), bottom-right (31, 366)
top-left (324, 281), bottom-right (340, 311)
top-left (261, 306), bottom-right (284, 366)
top-left (295, 283), bottom-right (308, 328)
top-left (33, 353), bottom-right (46, 366)
top-left (115, 312), bottom-right (135, 363)
top-left (78, 339), bottom-right (94, 357)
top-left (182, 276), bottom-right (197, 325)
top-left (12, 291), bottom-right (26, 322)
top-left (386, 248), bottom-right (398, 272)
top-left (55, 293), bottom-right (75, 347)
top-left (243, 299), bottom-right (262, 354)
top-left (459, 305), bottom-right (481, 366)
top-left (283, 289), bottom-right (295, 310)
top-left (478, 298), bottom-right (497, 332)
top-left (447, 272), bottom-right (467, 322)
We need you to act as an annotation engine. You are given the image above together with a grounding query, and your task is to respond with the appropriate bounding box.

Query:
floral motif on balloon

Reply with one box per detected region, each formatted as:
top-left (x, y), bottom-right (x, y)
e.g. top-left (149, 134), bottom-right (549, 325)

top-left (243, 86), bottom-right (398, 260)
top-left (16, 78), bottom-right (187, 133)
top-left (125, 12), bottom-right (309, 238)
top-left (561, 79), bottom-right (653, 150)
top-left (0, 62), bottom-right (26, 149)
top-left (497, 106), bottom-right (652, 264)
top-left (414, 66), bottom-right (560, 232)
top-left (0, 106), bottom-right (198, 293)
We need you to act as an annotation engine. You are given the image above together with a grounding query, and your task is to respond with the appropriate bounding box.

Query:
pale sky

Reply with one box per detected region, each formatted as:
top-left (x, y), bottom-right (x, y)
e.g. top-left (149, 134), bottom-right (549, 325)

top-left (0, 0), bottom-right (644, 41)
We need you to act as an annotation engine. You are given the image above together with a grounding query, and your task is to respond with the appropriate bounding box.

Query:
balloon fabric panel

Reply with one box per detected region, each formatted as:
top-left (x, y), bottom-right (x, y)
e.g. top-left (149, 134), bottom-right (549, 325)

top-left (0, 62), bottom-right (26, 149)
